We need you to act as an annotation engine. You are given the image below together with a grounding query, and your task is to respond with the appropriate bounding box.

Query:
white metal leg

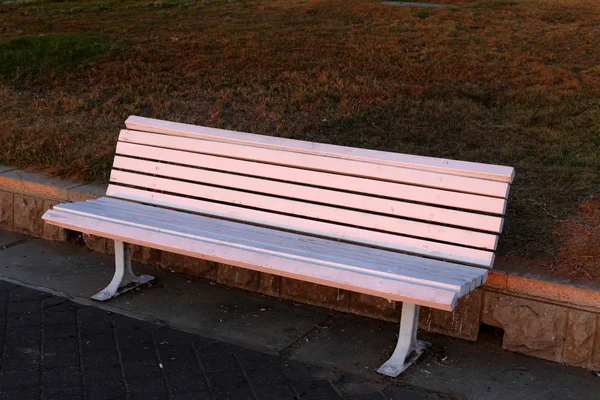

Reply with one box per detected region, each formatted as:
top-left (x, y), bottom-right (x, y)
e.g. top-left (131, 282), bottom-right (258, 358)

top-left (91, 241), bottom-right (155, 301)
top-left (377, 302), bottom-right (430, 377)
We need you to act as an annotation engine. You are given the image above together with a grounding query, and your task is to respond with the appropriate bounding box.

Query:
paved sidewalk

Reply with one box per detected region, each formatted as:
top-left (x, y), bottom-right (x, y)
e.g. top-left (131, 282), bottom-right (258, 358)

top-left (0, 282), bottom-right (459, 400)
top-left (0, 232), bottom-right (599, 400)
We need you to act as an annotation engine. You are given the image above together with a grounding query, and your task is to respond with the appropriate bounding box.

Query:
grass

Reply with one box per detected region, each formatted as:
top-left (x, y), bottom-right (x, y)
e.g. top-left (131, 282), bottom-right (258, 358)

top-left (0, 33), bottom-right (118, 84)
top-left (0, 0), bottom-right (599, 278)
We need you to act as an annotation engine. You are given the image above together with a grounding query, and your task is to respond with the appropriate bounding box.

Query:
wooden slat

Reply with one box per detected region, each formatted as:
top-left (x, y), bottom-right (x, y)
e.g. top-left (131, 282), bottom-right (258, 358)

top-left (125, 115), bottom-right (515, 183)
top-left (55, 201), bottom-right (480, 295)
top-left (72, 199), bottom-right (489, 286)
top-left (104, 186), bottom-right (496, 267)
top-left (115, 142), bottom-right (507, 215)
top-left (112, 156), bottom-right (503, 232)
top-left (43, 209), bottom-right (460, 310)
top-left (91, 197), bottom-right (486, 292)
top-left (109, 171), bottom-right (499, 249)
top-left (119, 130), bottom-right (510, 198)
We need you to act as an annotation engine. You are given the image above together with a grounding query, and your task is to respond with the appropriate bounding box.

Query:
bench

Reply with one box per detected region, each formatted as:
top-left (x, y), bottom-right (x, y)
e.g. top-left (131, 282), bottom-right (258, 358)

top-left (42, 116), bottom-right (515, 377)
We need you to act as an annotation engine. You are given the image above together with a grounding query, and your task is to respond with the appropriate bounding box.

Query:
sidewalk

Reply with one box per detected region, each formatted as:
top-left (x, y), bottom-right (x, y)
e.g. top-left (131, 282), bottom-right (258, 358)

top-left (0, 282), bottom-right (462, 400)
top-left (0, 231), bottom-right (598, 400)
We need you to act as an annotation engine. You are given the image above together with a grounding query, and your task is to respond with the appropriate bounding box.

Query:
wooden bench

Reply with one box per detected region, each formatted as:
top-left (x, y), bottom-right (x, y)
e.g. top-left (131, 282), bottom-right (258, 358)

top-left (43, 116), bottom-right (514, 377)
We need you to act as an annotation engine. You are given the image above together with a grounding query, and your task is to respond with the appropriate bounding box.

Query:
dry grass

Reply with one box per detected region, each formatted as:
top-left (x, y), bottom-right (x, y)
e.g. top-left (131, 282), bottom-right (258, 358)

top-left (0, 0), bottom-right (599, 273)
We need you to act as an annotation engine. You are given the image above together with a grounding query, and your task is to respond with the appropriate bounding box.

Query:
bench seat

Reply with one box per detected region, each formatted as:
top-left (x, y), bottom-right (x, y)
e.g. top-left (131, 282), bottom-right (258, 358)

top-left (42, 115), bottom-right (514, 377)
top-left (45, 197), bottom-right (488, 311)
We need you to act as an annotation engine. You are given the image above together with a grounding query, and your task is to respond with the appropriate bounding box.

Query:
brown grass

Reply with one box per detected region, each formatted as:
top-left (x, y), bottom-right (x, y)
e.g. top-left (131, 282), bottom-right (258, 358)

top-left (0, 0), bottom-right (599, 274)
top-left (554, 200), bottom-right (600, 282)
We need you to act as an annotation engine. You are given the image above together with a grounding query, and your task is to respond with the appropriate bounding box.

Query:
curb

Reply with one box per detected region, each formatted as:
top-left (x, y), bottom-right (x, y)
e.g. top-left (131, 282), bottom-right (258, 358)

top-left (1, 165), bottom-right (599, 371)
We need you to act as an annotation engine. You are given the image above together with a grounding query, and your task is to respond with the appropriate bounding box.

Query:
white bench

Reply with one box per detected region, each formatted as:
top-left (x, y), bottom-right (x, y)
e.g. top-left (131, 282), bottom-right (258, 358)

top-left (43, 116), bottom-right (514, 377)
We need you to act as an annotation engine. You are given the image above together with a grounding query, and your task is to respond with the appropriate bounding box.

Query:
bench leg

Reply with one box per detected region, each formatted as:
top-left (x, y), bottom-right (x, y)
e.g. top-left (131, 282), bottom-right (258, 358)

top-left (91, 241), bottom-right (155, 301)
top-left (377, 302), bottom-right (430, 377)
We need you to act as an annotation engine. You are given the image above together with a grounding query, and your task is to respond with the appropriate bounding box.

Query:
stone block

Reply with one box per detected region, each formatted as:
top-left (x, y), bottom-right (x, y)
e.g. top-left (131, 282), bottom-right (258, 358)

top-left (41, 200), bottom-right (67, 242)
top-left (131, 245), bottom-right (162, 267)
top-left (347, 292), bottom-right (398, 322)
top-left (0, 190), bottom-right (14, 231)
top-left (217, 264), bottom-right (259, 290)
top-left (484, 271), bottom-right (508, 290)
top-left (83, 234), bottom-right (114, 255)
top-left (419, 289), bottom-right (483, 341)
top-left (592, 317), bottom-right (600, 371)
top-left (280, 278), bottom-right (349, 311)
top-left (161, 252), bottom-right (218, 280)
top-left (0, 169), bottom-right (80, 201)
top-left (563, 310), bottom-right (597, 368)
top-left (482, 292), bottom-right (567, 362)
top-left (506, 274), bottom-right (600, 314)
top-left (257, 273), bottom-right (280, 297)
top-left (13, 194), bottom-right (45, 237)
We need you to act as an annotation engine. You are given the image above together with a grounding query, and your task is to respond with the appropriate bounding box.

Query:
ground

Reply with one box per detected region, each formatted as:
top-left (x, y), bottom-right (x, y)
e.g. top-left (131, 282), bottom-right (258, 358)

top-left (0, 0), bottom-right (599, 280)
top-left (0, 232), bottom-right (598, 400)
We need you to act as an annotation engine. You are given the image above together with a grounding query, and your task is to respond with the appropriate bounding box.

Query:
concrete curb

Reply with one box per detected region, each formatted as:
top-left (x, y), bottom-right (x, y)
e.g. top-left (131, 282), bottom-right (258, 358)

top-left (0, 165), bottom-right (599, 371)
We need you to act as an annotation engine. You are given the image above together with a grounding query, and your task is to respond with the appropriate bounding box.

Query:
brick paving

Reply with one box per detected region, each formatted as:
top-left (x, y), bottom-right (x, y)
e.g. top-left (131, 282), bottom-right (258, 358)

top-left (0, 281), bottom-right (460, 400)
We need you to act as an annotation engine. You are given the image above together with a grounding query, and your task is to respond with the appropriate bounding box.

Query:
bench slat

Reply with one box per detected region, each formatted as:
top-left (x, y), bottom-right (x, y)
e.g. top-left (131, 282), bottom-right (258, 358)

top-left (102, 188), bottom-right (496, 267)
top-left (115, 142), bottom-right (507, 214)
top-left (125, 115), bottom-right (515, 183)
top-left (119, 130), bottom-right (510, 198)
top-left (43, 209), bottom-right (461, 311)
top-left (55, 201), bottom-right (480, 295)
top-left (112, 156), bottom-right (504, 232)
top-left (92, 197), bottom-right (486, 292)
top-left (109, 170), bottom-right (499, 249)
top-left (70, 199), bottom-right (488, 287)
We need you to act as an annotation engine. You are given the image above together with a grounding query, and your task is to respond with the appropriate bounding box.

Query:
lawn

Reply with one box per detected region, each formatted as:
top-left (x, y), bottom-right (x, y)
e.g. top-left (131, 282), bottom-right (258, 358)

top-left (0, 0), bottom-right (599, 280)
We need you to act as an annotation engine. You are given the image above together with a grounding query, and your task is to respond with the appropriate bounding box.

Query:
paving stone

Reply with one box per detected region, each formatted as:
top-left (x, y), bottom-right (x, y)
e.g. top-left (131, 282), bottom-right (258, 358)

top-left (9, 286), bottom-right (50, 302)
top-left (292, 379), bottom-right (342, 399)
top-left (85, 381), bottom-right (126, 400)
top-left (43, 386), bottom-right (84, 400)
top-left (43, 310), bottom-right (77, 325)
top-left (207, 369), bottom-right (253, 399)
top-left (165, 369), bottom-right (207, 394)
top-left (43, 350), bottom-right (80, 369)
top-left (8, 300), bottom-right (40, 315)
top-left (7, 312), bottom-right (41, 327)
top-left (122, 361), bottom-right (163, 381)
top-left (2, 370), bottom-right (40, 389)
top-left (0, 387), bottom-right (39, 400)
top-left (346, 394), bottom-right (386, 400)
top-left (83, 363), bottom-right (124, 382)
top-left (42, 366), bottom-right (82, 387)
top-left (81, 333), bottom-right (116, 351)
top-left (171, 393), bottom-right (211, 400)
top-left (253, 383), bottom-right (297, 400)
top-left (83, 348), bottom-right (120, 367)
top-left (0, 283), bottom-right (409, 400)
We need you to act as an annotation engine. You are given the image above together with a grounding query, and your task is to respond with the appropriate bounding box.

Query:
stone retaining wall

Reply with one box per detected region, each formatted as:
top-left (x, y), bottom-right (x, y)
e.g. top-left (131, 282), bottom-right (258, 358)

top-left (1, 166), bottom-right (598, 371)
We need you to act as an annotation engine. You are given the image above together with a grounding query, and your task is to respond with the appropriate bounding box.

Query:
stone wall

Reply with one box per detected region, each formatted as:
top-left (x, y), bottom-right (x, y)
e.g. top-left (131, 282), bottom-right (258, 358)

top-left (1, 166), bottom-right (598, 371)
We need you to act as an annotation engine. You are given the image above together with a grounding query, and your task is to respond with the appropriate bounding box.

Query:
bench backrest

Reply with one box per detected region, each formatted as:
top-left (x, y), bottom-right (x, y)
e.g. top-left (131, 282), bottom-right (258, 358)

top-left (107, 116), bottom-right (514, 268)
